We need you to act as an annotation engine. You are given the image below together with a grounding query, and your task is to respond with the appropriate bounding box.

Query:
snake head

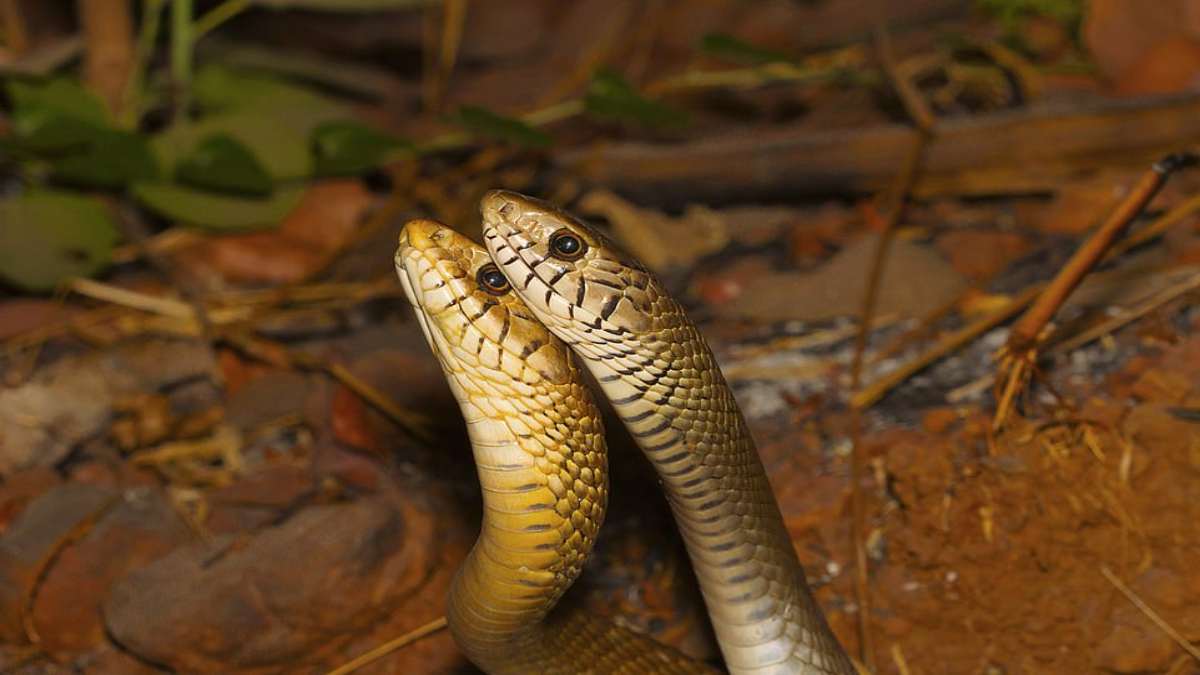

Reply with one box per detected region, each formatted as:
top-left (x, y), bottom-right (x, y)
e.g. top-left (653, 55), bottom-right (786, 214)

top-left (395, 218), bottom-right (572, 386)
top-left (480, 190), bottom-right (659, 340)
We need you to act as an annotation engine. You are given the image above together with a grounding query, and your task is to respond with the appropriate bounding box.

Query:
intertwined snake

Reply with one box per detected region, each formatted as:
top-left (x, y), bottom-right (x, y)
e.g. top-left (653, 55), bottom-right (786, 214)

top-left (395, 193), bottom-right (853, 674)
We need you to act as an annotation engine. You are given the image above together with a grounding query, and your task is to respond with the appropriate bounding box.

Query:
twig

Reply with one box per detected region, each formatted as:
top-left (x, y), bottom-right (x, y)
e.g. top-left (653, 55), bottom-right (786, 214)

top-left (69, 277), bottom-right (196, 320)
top-left (170, 0), bottom-right (193, 115)
top-left (844, 19), bottom-right (936, 670)
top-left (994, 152), bottom-right (1198, 430)
top-left (421, 0), bottom-right (466, 113)
top-left (1, 0), bottom-right (30, 55)
top-left (852, 284), bottom-right (1042, 409)
top-left (1050, 271), bottom-right (1200, 354)
top-left (121, 0), bottom-right (165, 127)
top-left (1006, 154), bottom-right (1197, 356)
top-left (193, 0), bottom-right (250, 40)
top-left (323, 616), bottom-right (449, 675)
top-left (890, 643), bottom-right (912, 675)
top-left (78, 0), bottom-right (135, 117)
top-left (1101, 566), bottom-right (1200, 663)
top-left (858, 183), bottom-right (1200, 410)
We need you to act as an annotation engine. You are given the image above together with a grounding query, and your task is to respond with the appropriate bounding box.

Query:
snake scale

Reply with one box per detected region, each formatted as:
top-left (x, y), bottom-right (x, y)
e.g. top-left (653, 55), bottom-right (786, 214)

top-left (395, 191), bottom-right (854, 674)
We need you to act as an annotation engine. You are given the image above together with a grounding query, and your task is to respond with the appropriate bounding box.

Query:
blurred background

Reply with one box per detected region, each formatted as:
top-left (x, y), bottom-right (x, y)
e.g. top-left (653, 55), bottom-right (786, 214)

top-left (2, 1), bottom-right (1200, 673)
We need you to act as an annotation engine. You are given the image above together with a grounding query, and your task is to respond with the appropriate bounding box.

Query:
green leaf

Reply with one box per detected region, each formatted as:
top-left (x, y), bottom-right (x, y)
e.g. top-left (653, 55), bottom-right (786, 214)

top-left (9, 108), bottom-right (107, 153)
top-left (8, 78), bottom-right (109, 126)
top-left (153, 111), bottom-right (320, 181)
top-left (699, 33), bottom-right (794, 66)
top-left (454, 106), bottom-right (551, 148)
top-left (191, 65), bottom-right (349, 118)
top-left (52, 129), bottom-right (160, 188)
top-left (312, 120), bottom-right (409, 176)
top-left (0, 190), bottom-right (120, 292)
top-left (583, 69), bottom-right (687, 128)
top-left (155, 68), bottom-right (352, 181)
top-left (132, 181), bottom-right (304, 230)
top-left (7, 78), bottom-right (113, 153)
top-left (175, 134), bottom-right (273, 196)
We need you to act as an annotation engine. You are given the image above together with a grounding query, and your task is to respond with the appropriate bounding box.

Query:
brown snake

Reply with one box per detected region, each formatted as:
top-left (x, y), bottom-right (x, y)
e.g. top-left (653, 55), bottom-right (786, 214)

top-left (480, 191), bottom-right (854, 674)
top-left (396, 219), bottom-right (716, 674)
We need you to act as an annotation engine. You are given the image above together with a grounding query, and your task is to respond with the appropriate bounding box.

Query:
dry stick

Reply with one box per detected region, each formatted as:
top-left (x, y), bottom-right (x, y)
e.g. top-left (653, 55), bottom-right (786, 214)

top-left (845, 20), bottom-right (937, 671)
top-left (78, 0), bottom-right (135, 117)
top-left (855, 185), bottom-right (1200, 410)
top-left (1, 0), bottom-right (31, 55)
top-left (1050, 271), bottom-right (1200, 354)
top-left (852, 284), bottom-right (1042, 409)
top-left (420, 0), bottom-right (466, 113)
top-left (993, 152), bottom-right (1199, 429)
top-left (323, 616), bottom-right (449, 675)
top-left (1101, 566), bottom-right (1200, 663)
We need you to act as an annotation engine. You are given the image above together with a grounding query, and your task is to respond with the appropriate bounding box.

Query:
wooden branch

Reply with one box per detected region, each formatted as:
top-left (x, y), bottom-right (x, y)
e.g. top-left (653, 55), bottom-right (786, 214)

top-left (77, 0), bottom-right (134, 117)
top-left (558, 94), bottom-right (1200, 205)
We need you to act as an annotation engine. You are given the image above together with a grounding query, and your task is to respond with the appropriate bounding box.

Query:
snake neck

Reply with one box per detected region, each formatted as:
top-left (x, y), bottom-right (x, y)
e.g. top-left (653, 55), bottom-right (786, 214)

top-left (565, 300), bottom-right (855, 675)
top-left (443, 371), bottom-right (608, 670)
top-left (444, 372), bottom-right (718, 675)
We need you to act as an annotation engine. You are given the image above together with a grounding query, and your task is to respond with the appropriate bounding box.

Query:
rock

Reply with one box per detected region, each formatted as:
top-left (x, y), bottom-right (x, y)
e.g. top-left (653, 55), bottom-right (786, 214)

top-left (224, 371), bottom-right (314, 432)
top-left (0, 339), bottom-right (217, 476)
top-left (717, 234), bottom-right (967, 323)
top-left (0, 467), bottom-right (61, 534)
top-left (104, 493), bottom-right (438, 673)
top-left (578, 190), bottom-right (729, 273)
top-left (0, 483), bottom-right (118, 642)
top-left (934, 230), bottom-right (1031, 283)
top-left (30, 487), bottom-right (191, 655)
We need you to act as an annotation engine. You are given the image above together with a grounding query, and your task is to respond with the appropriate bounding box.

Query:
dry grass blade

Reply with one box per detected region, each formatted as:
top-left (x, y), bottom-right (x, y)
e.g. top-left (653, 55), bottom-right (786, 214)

top-left (1051, 271), bottom-right (1200, 354)
top-left (324, 616), bottom-right (449, 675)
top-left (853, 284), bottom-right (1042, 409)
top-left (1101, 566), bottom-right (1200, 663)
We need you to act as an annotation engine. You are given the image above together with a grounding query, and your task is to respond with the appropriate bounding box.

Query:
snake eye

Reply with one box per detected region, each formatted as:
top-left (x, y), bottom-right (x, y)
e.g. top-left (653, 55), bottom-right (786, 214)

top-left (548, 229), bottom-right (586, 261)
top-left (476, 264), bottom-right (511, 295)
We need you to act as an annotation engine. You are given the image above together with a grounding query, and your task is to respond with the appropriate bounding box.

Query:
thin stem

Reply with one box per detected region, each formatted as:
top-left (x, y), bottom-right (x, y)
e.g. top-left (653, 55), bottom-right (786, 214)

top-left (323, 617), bottom-right (449, 675)
top-left (170, 0), bottom-right (193, 116)
top-left (193, 0), bottom-right (250, 40)
top-left (121, 0), bottom-right (165, 127)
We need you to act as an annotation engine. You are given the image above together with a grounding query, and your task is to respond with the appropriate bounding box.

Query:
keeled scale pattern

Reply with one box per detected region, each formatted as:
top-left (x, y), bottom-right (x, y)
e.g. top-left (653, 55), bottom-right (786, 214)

top-left (481, 192), bottom-right (855, 675)
top-left (396, 221), bottom-right (717, 675)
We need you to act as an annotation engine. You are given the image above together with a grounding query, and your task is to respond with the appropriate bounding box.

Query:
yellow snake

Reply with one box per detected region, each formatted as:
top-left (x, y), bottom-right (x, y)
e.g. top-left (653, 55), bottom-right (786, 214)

top-left (395, 219), bottom-right (716, 674)
top-left (479, 191), bottom-right (854, 675)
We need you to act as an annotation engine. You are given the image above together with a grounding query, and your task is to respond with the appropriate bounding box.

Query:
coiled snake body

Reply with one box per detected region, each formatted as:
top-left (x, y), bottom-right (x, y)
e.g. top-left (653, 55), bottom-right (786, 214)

top-left (396, 191), bottom-right (853, 673)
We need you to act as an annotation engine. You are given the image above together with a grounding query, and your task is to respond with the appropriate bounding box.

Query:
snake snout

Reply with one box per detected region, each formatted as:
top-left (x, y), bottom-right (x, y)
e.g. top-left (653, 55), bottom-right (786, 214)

top-left (400, 219), bottom-right (446, 251)
top-left (480, 189), bottom-right (520, 222)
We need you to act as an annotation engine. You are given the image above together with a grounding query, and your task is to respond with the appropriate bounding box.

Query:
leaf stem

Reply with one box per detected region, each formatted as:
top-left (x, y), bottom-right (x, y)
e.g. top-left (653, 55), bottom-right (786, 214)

top-left (170, 0), bottom-right (193, 116)
top-left (122, 0), bottom-right (166, 127)
top-left (193, 0), bottom-right (251, 40)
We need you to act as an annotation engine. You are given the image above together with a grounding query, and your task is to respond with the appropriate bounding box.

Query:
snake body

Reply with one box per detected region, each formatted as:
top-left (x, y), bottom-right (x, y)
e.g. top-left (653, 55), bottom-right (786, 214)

top-left (480, 191), bottom-right (854, 674)
top-left (395, 219), bottom-right (714, 674)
